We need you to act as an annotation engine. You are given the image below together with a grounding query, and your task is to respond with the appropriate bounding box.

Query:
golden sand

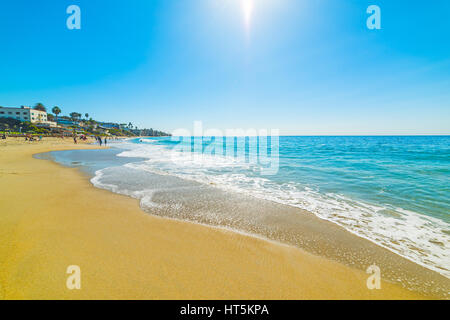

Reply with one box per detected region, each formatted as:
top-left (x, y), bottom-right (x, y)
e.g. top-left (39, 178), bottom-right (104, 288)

top-left (0, 138), bottom-right (427, 299)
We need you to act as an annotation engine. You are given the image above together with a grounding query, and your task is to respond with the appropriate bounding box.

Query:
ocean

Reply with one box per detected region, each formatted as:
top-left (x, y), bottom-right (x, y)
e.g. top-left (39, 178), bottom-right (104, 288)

top-left (41, 136), bottom-right (450, 280)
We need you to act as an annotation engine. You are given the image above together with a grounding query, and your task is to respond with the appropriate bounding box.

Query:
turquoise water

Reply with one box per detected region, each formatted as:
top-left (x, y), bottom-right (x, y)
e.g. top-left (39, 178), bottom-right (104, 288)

top-left (132, 136), bottom-right (449, 221)
top-left (46, 136), bottom-right (449, 277)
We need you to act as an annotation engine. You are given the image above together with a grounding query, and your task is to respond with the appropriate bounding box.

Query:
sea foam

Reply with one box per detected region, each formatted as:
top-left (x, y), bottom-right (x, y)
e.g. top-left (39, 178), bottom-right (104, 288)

top-left (91, 137), bottom-right (450, 278)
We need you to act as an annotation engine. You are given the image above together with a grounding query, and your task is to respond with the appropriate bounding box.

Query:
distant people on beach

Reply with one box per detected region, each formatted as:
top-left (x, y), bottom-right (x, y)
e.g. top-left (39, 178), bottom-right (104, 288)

top-left (97, 136), bottom-right (103, 146)
top-left (73, 135), bottom-right (77, 144)
top-left (104, 138), bottom-right (107, 146)
top-left (1, 133), bottom-right (6, 140)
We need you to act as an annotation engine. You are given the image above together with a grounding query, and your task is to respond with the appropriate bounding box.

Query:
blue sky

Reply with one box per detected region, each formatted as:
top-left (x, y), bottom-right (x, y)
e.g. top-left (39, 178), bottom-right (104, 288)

top-left (0, 0), bottom-right (449, 135)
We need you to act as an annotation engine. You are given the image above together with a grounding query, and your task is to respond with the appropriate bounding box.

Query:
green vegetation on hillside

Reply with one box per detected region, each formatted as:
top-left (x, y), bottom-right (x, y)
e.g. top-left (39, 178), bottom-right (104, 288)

top-left (1, 103), bottom-right (171, 137)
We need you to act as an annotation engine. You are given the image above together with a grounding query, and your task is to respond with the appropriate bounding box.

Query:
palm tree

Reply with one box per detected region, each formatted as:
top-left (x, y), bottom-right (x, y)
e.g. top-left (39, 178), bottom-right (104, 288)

top-left (85, 113), bottom-right (89, 120)
top-left (70, 112), bottom-right (81, 122)
top-left (52, 106), bottom-right (61, 122)
top-left (34, 103), bottom-right (46, 112)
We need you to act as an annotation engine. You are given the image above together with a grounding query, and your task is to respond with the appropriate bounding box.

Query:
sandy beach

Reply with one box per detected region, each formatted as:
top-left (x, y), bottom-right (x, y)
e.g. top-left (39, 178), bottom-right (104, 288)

top-left (0, 137), bottom-right (437, 299)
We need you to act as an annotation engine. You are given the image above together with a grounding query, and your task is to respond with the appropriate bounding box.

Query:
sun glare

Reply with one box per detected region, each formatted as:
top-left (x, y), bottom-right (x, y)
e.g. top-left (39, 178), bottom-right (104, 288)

top-left (242, 0), bottom-right (254, 31)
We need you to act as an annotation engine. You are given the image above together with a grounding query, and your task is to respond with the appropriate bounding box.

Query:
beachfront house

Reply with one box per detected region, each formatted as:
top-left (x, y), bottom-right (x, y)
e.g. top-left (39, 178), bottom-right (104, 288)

top-left (0, 106), bottom-right (57, 127)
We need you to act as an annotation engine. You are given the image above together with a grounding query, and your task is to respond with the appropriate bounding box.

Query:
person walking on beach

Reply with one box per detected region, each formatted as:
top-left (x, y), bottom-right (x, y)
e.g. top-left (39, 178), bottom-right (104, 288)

top-left (104, 137), bottom-right (107, 146)
top-left (98, 136), bottom-right (103, 146)
top-left (73, 135), bottom-right (77, 144)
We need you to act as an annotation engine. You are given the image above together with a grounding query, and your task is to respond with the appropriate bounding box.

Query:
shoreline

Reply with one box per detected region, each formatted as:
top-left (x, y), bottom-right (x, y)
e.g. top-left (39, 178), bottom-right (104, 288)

top-left (0, 138), bottom-right (440, 299)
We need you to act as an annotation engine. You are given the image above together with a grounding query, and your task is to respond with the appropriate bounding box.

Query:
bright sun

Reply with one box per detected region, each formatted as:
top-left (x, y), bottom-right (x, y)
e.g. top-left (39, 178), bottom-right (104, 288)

top-left (242, 0), bottom-right (254, 30)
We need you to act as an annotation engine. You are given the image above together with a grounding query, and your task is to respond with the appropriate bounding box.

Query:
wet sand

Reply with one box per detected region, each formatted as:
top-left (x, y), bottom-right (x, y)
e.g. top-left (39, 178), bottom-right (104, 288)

top-left (0, 137), bottom-right (440, 299)
top-left (145, 179), bottom-right (450, 298)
